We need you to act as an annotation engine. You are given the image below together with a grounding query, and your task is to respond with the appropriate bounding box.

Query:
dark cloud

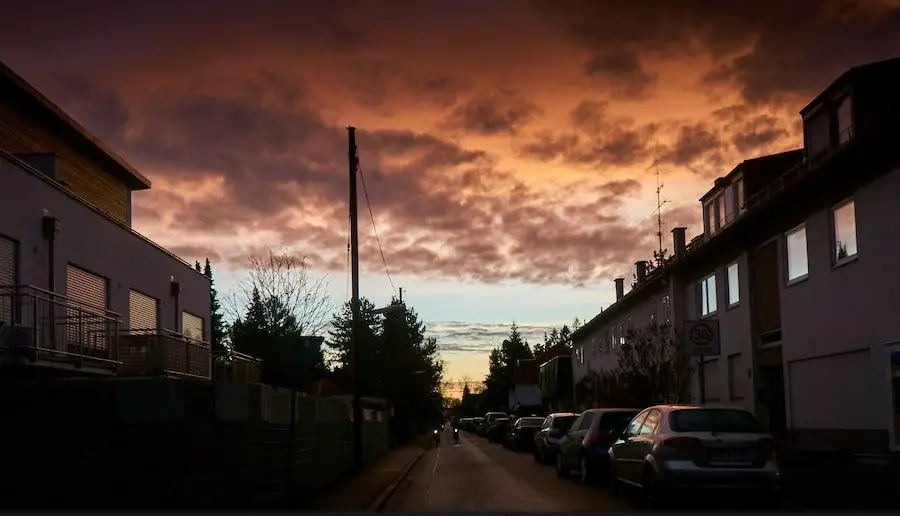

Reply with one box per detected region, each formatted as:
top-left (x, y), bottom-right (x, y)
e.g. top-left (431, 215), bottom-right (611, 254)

top-left (429, 321), bottom-right (559, 354)
top-left (583, 52), bottom-right (657, 99)
top-left (534, 0), bottom-right (900, 104)
top-left (339, 59), bottom-right (471, 113)
top-left (516, 101), bottom-right (658, 169)
top-left (440, 89), bottom-right (543, 136)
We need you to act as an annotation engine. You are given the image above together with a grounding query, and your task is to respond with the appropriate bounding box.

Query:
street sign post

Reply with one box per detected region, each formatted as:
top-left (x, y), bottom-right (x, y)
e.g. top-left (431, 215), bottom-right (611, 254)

top-left (682, 320), bottom-right (721, 405)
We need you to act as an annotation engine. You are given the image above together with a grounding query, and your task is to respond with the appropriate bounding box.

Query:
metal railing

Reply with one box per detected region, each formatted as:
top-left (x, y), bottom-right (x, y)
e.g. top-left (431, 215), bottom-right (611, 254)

top-left (0, 284), bottom-right (121, 372)
top-left (119, 328), bottom-right (211, 380)
top-left (214, 350), bottom-right (263, 384)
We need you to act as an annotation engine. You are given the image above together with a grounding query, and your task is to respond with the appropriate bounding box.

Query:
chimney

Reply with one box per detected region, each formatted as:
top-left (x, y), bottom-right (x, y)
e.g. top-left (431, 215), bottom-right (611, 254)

top-left (614, 278), bottom-right (624, 301)
top-left (635, 261), bottom-right (648, 285)
top-left (672, 227), bottom-right (687, 258)
top-left (14, 153), bottom-right (59, 179)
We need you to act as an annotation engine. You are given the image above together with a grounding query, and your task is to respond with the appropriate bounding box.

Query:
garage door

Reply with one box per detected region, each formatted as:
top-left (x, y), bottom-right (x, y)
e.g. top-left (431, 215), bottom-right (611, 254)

top-left (66, 264), bottom-right (109, 351)
top-left (182, 311), bottom-right (204, 342)
top-left (129, 290), bottom-right (158, 332)
top-left (0, 235), bottom-right (15, 324)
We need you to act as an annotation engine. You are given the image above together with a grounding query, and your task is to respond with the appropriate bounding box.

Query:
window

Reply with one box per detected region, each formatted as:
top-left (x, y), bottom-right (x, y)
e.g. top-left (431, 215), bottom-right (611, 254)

top-left (833, 199), bottom-right (858, 262)
top-left (576, 345), bottom-right (584, 364)
top-left (786, 225), bottom-right (809, 281)
top-left (618, 323), bottom-right (625, 347)
top-left (670, 409), bottom-right (764, 433)
top-left (661, 295), bottom-right (671, 324)
top-left (705, 202), bottom-right (716, 235)
top-left (700, 273), bottom-right (717, 316)
top-left (638, 410), bottom-right (661, 435)
top-left (837, 96), bottom-right (853, 145)
top-left (728, 353), bottom-right (744, 400)
top-left (578, 412), bottom-right (595, 430)
top-left (806, 110), bottom-right (831, 157)
top-left (717, 193), bottom-right (728, 226)
top-left (726, 262), bottom-right (739, 306)
top-left (622, 411), bottom-right (649, 439)
top-left (734, 178), bottom-right (744, 212)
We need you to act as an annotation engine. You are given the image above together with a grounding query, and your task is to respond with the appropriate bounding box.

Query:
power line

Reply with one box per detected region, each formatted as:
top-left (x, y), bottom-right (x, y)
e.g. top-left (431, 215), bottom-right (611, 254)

top-left (355, 150), bottom-right (397, 294)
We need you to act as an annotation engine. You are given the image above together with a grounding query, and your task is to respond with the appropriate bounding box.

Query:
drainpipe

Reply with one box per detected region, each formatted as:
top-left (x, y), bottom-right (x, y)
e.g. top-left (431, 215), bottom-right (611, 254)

top-left (42, 214), bottom-right (61, 348)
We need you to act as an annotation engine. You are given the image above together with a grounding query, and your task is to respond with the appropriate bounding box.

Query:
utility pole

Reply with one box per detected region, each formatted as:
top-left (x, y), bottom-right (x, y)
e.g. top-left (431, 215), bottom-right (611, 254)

top-left (399, 287), bottom-right (403, 304)
top-left (348, 126), bottom-right (363, 473)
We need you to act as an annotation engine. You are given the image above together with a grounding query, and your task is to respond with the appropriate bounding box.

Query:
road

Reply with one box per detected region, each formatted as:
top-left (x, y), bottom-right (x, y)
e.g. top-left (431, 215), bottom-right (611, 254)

top-left (383, 428), bottom-right (637, 512)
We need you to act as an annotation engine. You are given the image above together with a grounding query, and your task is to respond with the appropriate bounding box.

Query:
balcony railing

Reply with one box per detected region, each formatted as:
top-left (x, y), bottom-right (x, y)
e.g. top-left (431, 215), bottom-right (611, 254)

top-left (213, 350), bottom-right (263, 384)
top-left (0, 285), bottom-right (121, 373)
top-left (119, 328), bottom-right (211, 380)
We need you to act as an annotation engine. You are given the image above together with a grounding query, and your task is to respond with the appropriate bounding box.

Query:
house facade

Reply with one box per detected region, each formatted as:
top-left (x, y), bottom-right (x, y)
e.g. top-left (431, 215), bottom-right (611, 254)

top-left (0, 61), bottom-right (212, 378)
top-left (573, 57), bottom-right (900, 455)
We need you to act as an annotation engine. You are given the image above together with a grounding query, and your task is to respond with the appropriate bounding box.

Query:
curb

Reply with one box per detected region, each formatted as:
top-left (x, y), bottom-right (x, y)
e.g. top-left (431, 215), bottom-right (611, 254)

top-left (366, 447), bottom-right (427, 512)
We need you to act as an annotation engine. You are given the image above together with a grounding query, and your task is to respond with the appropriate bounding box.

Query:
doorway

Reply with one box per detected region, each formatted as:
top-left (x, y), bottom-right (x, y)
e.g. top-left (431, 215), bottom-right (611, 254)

top-left (758, 363), bottom-right (788, 439)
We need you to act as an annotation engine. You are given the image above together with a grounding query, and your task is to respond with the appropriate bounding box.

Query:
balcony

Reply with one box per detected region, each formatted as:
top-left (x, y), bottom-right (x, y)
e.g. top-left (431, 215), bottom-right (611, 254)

top-left (214, 350), bottom-right (263, 384)
top-left (119, 328), bottom-right (211, 380)
top-left (0, 285), bottom-right (121, 374)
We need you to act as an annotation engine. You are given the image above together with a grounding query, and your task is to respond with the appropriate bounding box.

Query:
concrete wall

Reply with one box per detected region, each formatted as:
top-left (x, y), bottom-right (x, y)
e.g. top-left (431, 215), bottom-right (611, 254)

top-left (681, 253), bottom-right (756, 413)
top-left (777, 166), bottom-right (900, 452)
top-left (0, 154), bottom-right (210, 336)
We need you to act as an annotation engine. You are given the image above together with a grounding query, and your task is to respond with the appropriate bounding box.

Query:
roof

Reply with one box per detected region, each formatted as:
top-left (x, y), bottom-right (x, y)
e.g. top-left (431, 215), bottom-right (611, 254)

top-left (0, 60), bottom-right (151, 190)
top-left (699, 150), bottom-right (805, 203)
top-left (800, 57), bottom-right (900, 117)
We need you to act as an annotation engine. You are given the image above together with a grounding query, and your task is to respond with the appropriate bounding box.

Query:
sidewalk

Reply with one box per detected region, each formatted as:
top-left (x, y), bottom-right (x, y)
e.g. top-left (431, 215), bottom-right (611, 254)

top-left (305, 434), bottom-right (431, 511)
top-left (781, 452), bottom-right (899, 510)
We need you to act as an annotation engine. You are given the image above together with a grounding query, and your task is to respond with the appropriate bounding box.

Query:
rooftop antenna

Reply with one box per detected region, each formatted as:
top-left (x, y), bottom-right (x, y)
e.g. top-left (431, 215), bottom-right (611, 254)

top-left (654, 166), bottom-right (670, 261)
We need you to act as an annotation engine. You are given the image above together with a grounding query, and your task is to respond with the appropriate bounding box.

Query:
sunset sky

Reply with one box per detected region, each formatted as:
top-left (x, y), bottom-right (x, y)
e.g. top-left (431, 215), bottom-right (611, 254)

top-left (3, 0), bottom-right (898, 385)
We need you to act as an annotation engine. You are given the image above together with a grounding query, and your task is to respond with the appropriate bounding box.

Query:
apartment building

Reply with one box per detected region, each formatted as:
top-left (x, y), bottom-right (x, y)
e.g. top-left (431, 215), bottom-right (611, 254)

top-left (571, 261), bottom-right (674, 410)
top-left (573, 57), bottom-right (900, 455)
top-left (0, 61), bottom-right (212, 379)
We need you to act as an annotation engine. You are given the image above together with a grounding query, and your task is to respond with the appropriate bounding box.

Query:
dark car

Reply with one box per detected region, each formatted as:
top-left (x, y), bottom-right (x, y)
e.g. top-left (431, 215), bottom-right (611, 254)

top-left (505, 416), bottom-right (544, 451)
top-left (533, 412), bottom-right (578, 464)
top-left (556, 408), bottom-right (640, 485)
top-left (486, 418), bottom-right (510, 443)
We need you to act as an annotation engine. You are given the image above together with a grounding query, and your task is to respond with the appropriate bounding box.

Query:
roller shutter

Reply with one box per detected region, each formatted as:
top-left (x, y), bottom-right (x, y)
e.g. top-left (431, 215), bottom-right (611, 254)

top-left (66, 264), bottom-right (109, 351)
top-left (182, 311), bottom-right (204, 342)
top-left (129, 290), bottom-right (158, 332)
top-left (0, 236), bottom-right (15, 324)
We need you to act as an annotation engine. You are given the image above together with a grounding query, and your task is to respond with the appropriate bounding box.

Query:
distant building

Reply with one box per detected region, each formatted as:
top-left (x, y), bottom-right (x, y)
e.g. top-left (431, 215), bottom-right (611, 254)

top-left (0, 60), bottom-right (211, 379)
top-left (572, 57), bottom-right (900, 455)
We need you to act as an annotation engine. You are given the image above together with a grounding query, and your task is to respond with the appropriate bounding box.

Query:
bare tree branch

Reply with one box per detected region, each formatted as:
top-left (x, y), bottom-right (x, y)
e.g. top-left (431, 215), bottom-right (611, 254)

top-left (225, 248), bottom-right (334, 336)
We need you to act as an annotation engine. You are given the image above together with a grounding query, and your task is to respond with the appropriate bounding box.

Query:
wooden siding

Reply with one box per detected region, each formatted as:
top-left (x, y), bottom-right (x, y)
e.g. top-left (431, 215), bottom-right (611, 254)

top-left (0, 97), bottom-right (129, 224)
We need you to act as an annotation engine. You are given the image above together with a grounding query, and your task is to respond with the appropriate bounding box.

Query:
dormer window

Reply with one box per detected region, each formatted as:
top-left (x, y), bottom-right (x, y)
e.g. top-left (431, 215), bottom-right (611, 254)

top-left (837, 96), bottom-right (853, 145)
top-left (734, 178), bottom-right (744, 212)
top-left (806, 108), bottom-right (831, 158)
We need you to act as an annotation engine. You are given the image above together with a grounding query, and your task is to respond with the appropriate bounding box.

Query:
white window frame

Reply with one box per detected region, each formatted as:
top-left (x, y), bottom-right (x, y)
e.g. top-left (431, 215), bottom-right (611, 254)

top-left (700, 273), bottom-right (717, 317)
top-left (785, 224), bottom-right (809, 283)
top-left (831, 198), bottom-right (858, 266)
top-left (726, 261), bottom-right (740, 307)
top-left (836, 95), bottom-right (853, 145)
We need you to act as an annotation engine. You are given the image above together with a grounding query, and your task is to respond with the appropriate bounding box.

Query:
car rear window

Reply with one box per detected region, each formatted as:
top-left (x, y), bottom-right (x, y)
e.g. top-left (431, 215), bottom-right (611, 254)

top-left (597, 411), bottom-right (639, 430)
top-left (519, 418), bottom-right (544, 427)
top-left (670, 409), bottom-right (765, 433)
top-left (552, 416), bottom-right (577, 429)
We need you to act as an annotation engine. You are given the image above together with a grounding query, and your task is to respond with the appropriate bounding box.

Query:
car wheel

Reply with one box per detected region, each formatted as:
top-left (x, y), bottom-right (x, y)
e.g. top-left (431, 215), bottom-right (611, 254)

top-left (642, 467), bottom-right (667, 509)
top-left (580, 457), bottom-right (594, 485)
top-left (556, 453), bottom-right (567, 477)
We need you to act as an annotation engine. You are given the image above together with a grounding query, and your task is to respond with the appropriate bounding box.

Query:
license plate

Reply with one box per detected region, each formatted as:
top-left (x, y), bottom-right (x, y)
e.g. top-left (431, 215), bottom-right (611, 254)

top-left (708, 448), bottom-right (754, 462)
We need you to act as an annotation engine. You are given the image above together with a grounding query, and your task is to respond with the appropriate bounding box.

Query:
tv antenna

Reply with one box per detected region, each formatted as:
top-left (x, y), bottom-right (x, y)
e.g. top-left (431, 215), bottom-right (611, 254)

top-left (654, 166), bottom-right (669, 259)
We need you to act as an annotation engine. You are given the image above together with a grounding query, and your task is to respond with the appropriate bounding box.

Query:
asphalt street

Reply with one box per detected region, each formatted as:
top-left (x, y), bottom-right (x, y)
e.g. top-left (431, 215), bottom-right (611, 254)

top-left (382, 428), bottom-right (637, 512)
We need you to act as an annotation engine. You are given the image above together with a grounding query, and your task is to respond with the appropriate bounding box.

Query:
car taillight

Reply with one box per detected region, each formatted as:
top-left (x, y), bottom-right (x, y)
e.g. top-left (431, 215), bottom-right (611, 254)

top-left (757, 437), bottom-right (776, 459)
top-left (662, 436), bottom-right (703, 451)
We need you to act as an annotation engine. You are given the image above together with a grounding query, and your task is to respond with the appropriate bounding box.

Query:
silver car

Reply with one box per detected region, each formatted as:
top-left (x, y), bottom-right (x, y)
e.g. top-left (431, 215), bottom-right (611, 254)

top-left (608, 405), bottom-right (782, 507)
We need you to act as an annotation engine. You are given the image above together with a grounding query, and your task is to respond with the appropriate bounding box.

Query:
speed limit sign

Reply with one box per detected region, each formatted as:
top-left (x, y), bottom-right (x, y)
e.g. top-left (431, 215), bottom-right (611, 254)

top-left (683, 320), bottom-right (721, 356)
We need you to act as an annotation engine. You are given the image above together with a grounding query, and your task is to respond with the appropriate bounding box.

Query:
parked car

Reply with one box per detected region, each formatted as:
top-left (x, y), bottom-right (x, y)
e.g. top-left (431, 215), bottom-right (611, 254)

top-left (556, 408), bottom-right (640, 484)
top-left (533, 412), bottom-right (578, 464)
top-left (505, 416), bottom-right (544, 451)
top-left (478, 412), bottom-right (507, 436)
top-left (510, 404), bottom-right (549, 422)
top-left (608, 405), bottom-right (782, 508)
top-left (467, 417), bottom-right (483, 432)
top-left (486, 418), bottom-right (510, 443)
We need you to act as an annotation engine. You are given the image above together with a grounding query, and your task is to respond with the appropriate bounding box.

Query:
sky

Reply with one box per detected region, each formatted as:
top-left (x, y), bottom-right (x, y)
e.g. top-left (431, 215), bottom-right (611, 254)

top-left (2, 0), bottom-right (899, 388)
